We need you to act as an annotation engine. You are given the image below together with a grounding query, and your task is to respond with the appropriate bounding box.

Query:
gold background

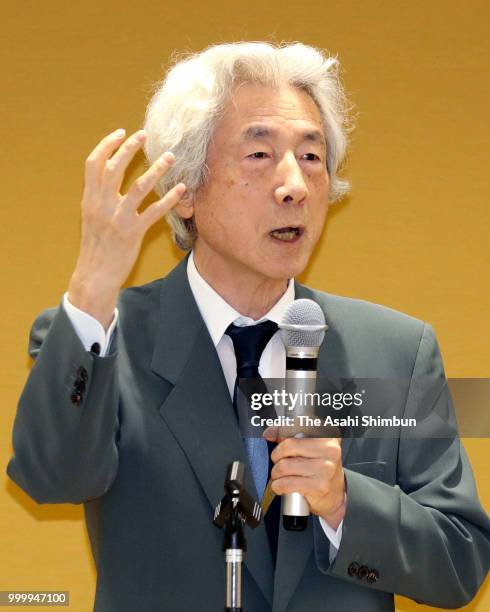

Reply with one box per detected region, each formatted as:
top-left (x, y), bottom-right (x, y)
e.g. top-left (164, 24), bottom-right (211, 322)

top-left (1, 1), bottom-right (488, 610)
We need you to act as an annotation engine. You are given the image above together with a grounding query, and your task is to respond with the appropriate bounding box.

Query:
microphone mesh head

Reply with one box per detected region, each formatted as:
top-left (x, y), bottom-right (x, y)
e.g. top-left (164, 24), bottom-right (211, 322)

top-left (280, 299), bottom-right (326, 348)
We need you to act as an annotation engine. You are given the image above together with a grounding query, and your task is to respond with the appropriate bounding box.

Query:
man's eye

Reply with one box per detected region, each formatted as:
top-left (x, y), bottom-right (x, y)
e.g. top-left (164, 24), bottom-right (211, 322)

top-left (302, 153), bottom-right (321, 161)
top-left (248, 152), bottom-right (269, 159)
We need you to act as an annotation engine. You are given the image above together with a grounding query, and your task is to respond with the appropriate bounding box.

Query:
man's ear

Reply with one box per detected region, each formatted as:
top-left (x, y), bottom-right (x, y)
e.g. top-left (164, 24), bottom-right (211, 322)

top-left (174, 190), bottom-right (194, 219)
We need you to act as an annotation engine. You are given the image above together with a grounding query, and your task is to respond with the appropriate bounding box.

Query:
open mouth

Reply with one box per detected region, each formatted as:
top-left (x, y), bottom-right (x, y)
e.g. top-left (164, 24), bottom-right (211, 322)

top-left (269, 226), bottom-right (304, 242)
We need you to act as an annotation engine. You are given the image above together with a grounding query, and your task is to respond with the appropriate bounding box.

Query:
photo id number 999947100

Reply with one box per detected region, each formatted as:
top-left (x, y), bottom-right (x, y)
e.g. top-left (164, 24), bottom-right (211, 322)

top-left (0, 591), bottom-right (69, 606)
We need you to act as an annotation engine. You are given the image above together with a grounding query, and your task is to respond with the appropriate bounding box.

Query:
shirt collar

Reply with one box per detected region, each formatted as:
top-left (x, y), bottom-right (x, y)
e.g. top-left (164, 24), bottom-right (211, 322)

top-left (187, 251), bottom-right (294, 347)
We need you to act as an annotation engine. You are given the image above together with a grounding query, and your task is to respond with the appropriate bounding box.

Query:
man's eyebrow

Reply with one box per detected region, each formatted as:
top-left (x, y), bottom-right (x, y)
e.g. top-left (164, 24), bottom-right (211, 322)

top-left (239, 125), bottom-right (326, 147)
top-left (239, 125), bottom-right (274, 141)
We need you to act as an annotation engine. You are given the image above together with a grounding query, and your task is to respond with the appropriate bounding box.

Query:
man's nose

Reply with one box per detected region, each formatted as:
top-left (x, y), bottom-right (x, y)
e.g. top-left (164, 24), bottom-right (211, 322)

top-left (274, 153), bottom-right (308, 205)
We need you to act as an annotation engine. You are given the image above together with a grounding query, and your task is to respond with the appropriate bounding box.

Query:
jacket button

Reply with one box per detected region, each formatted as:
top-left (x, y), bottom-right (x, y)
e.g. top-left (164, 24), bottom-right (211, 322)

top-left (73, 379), bottom-right (86, 394)
top-left (357, 565), bottom-right (369, 580)
top-left (347, 562), bottom-right (360, 577)
top-left (367, 569), bottom-right (379, 583)
top-left (77, 366), bottom-right (88, 382)
top-left (90, 342), bottom-right (101, 355)
top-left (70, 392), bottom-right (82, 406)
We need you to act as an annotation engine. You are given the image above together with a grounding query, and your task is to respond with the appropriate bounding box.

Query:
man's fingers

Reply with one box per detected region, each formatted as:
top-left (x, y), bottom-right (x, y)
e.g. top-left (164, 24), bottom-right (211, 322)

top-left (263, 426), bottom-right (279, 442)
top-left (271, 437), bottom-right (341, 463)
top-left (264, 421), bottom-right (338, 441)
top-left (84, 129), bottom-right (127, 190)
top-left (271, 457), bottom-right (317, 480)
top-left (139, 183), bottom-right (187, 230)
top-left (123, 152), bottom-right (176, 211)
top-left (271, 476), bottom-right (316, 497)
top-left (271, 458), bottom-right (340, 495)
top-left (101, 130), bottom-right (149, 196)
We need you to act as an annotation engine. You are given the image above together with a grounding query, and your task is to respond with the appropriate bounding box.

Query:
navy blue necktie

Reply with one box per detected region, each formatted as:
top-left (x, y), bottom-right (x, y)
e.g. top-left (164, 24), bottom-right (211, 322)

top-left (225, 320), bottom-right (281, 562)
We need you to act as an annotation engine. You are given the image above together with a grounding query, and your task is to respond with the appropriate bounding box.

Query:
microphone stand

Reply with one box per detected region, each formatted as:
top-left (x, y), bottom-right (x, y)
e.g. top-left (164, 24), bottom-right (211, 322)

top-left (214, 462), bottom-right (262, 612)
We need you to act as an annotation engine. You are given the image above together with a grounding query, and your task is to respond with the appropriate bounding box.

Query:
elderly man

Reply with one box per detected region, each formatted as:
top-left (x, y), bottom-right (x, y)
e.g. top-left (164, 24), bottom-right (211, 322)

top-left (7, 42), bottom-right (489, 611)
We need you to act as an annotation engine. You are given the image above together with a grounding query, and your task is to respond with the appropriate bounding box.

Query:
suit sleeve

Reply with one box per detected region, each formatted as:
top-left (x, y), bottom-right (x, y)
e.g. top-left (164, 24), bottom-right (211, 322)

top-left (317, 323), bottom-right (490, 608)
top-left (6, 305), bottom-right (120, 504)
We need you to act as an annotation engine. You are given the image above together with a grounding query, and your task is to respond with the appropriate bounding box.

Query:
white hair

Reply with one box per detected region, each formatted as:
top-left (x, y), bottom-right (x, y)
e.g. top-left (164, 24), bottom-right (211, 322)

top-left (144, 41), bottom-right (354, 250)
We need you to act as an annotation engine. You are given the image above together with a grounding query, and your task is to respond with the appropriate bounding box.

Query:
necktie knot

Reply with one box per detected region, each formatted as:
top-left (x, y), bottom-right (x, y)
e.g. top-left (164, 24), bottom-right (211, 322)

top-left (225, 320), bottom-right (278, 378)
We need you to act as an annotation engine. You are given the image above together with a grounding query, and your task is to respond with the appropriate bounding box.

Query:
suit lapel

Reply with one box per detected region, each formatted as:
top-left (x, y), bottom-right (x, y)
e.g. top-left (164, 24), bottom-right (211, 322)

top-left (150, 258), bottom-right (274, 605)
top-left (272, 282), bottom-right (355, 612)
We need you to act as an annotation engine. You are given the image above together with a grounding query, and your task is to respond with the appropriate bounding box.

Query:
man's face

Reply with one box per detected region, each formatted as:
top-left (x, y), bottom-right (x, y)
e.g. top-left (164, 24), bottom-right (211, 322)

top-left (186, 82), bottom-right (330, 283)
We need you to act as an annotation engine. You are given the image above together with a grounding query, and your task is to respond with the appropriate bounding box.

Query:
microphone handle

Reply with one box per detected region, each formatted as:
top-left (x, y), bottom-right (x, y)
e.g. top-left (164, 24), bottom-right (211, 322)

top-left (282, 356), bottom-right (318, 531)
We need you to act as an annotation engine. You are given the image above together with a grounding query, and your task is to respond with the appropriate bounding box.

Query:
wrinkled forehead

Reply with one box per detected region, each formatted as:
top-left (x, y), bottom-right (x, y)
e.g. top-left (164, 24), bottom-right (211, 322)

top-left (213, 81), bottom-right (326, 143)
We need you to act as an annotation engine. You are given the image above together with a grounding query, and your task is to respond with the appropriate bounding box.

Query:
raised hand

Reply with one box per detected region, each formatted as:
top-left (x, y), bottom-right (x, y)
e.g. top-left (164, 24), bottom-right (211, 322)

top-left (68, 129), bottom-right (186, 328)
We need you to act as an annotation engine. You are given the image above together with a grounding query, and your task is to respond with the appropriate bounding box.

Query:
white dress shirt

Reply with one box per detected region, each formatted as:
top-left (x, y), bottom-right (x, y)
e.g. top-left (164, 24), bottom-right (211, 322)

top-left (63, 251), bottom-right (343, 552)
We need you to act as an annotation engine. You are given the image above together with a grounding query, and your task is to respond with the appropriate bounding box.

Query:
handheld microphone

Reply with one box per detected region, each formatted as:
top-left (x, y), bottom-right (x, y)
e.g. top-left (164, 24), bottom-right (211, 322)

top-left (279, 299), bottom-right (328, 531)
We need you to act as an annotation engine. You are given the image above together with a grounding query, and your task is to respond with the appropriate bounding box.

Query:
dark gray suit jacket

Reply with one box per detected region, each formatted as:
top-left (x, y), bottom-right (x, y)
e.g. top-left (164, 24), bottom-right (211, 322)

top-left (7, 257), bottom-right (490, 611)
